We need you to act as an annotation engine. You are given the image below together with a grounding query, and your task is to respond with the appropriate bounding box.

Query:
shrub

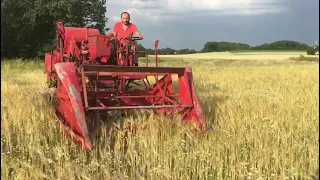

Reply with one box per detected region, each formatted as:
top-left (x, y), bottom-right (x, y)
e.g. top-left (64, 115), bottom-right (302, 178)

top-left (307, 48), bottom-right (316, 55)
top-left (289, 55), bottom-right (319, 62)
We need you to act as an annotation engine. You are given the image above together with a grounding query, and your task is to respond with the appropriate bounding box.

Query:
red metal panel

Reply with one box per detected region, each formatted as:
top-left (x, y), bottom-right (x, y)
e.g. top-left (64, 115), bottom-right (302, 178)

top-left (179, 68), bottom-right (206, 129)
top-left (87, 35), bottom-right (112, 59)
top-left (44, 50), bottom-right (62, 73)
top-left (54, 62), bottom-right (92, 150)
top-left (63, 27), bottom-right (100, 52)
top-left (66, 39), bottom-right (80, 58)
top-left (44, 53), bottom-right (52, 73)
top-left (53, 50), bottom-right (62, 64)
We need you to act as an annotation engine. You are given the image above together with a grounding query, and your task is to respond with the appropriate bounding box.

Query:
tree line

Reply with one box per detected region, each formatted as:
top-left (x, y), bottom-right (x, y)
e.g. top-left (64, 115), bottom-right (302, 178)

top-left (136, 40), bottom-right (318, 56)
top-left (135, 45), bottom-right (197, 56)
top-left (200, 40), bottom-right (313, 52)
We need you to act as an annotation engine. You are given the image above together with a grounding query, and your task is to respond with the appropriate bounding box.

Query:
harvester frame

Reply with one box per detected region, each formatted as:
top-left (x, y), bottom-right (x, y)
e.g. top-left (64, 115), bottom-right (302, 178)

top-left (44, 21), bottom-right (206, 150)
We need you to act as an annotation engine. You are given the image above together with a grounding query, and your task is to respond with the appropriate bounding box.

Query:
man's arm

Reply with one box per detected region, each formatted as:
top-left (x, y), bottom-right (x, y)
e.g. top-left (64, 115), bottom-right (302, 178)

top-left (132, 24), bottom-right (143, 40)
top-left (134, 31), bottom-right (143, 40)
top-left (106, 32), bottom-right (114, 37)
top-left (107, 23), bottom-right (118, 38)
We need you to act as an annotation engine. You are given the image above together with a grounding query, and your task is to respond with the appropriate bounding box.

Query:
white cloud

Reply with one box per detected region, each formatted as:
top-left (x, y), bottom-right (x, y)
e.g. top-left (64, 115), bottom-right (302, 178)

top-left (107, 0), bottom-right (287, 25)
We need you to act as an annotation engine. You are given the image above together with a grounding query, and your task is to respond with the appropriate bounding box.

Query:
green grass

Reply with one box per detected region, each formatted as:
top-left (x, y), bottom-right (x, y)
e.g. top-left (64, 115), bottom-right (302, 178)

top-left (1, 57), bottom-right (319, 179)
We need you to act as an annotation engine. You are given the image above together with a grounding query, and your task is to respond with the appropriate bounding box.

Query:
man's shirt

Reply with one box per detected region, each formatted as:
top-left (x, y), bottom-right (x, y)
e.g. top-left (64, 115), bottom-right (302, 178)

top-left (113, 22), bottom-right (138, 43)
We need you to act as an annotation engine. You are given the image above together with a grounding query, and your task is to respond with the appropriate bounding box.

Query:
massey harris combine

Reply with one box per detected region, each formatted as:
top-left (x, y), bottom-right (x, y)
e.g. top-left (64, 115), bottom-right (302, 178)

top-left (44, 21), bottom-right (206, 150)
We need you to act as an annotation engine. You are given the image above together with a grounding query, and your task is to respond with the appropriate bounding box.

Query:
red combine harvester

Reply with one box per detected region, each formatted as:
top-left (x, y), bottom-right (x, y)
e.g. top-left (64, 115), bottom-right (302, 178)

top-left (44, 21), bottom-right (206, 150)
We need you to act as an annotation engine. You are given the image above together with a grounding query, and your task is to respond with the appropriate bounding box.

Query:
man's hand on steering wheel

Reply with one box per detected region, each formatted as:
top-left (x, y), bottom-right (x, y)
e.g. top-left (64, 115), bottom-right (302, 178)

top-left (125, 36), bottom-right (141, 41)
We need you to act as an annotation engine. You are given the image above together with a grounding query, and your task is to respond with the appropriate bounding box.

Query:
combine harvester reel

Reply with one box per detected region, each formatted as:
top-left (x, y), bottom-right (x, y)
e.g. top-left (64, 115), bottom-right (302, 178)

top-left (44, 21), bottom-right (206, 150)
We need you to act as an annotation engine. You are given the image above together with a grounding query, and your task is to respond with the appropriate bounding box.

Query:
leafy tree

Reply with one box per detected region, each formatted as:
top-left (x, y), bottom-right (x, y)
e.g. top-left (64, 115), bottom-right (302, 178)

top-left (201, 42), bottom-right (250, 52)
top-left (1, 0), bottom-right (108, 59)
top-left (135, 43), bottom-right (146, 57)
top-left (251, 40), bottom-right (309, 50)
top-left (146, 48), bottom-right (155, 55)
top-left (177, 48), bottom-right (197, 54)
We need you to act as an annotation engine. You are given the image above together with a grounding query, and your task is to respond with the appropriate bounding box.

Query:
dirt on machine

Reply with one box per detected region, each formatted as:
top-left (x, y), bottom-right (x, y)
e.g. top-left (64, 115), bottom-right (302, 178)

top-left (44, 21), bottom-right (206, 150)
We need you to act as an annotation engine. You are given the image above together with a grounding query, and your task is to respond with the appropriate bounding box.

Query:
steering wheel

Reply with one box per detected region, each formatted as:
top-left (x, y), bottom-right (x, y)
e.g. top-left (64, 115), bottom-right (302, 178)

top-left (116, 37), bottom-right (140, 43)
top-left (115, 39), bottom-right (129, 66)
top-left (125, 37), bottom-right (140, 41)
top-left (114, 36), bottom-right (141, 66)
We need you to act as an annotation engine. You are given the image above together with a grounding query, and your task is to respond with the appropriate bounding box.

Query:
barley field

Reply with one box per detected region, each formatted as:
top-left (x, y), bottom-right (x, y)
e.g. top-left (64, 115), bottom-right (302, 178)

top-left (1, 52), bottom-right (319, 179)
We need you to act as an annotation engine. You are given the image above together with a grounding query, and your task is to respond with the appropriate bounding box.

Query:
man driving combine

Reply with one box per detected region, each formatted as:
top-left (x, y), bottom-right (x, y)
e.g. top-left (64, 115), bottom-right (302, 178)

top-left (110, 12), bottom-right (143, 41)
top-left (107, 12), bottom-right (143, 65)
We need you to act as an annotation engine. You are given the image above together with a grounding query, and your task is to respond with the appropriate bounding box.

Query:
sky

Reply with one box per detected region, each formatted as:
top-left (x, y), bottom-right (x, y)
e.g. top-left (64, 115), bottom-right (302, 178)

top-left (105, 0), bottom-right (319, 50)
